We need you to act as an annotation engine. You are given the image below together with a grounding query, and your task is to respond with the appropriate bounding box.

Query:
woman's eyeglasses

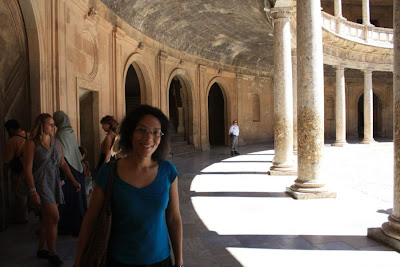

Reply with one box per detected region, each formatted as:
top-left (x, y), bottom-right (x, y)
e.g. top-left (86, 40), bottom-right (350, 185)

top-left (135, 127), bottom-right (164, 137)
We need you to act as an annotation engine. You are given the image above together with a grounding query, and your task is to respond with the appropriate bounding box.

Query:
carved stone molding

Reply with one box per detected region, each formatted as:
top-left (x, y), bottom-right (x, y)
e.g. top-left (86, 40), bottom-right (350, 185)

top-left (80, 29), bottom-right (98, 81)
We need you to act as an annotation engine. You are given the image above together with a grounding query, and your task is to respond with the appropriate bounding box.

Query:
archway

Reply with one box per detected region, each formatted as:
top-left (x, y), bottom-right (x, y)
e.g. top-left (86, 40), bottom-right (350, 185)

top-left (208, 83), bottom-right (226, 146)
top-left (125, 65), bottom-right (141, 114)
top-left (357, 93), bottom-right (383, 138)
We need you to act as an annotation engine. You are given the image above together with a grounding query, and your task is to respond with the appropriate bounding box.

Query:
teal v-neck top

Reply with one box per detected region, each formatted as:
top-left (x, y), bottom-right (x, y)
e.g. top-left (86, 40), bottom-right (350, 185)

top-left (96, 160), bottom-right (178, 265)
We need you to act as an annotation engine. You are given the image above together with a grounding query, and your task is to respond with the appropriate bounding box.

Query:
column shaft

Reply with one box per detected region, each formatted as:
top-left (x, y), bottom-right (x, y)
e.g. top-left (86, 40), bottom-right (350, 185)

top-left (381, 0), bottom-right (400, 241)
top-left (361, 69), bottom-right (375, 144)
top-left (270, 8), bottom-right (294, 173)
top-left (362, 0), bottom-right (370, 25)
top-left (334, 0), bottom-right (342, 17)
top-left (332, 65), bottom-right (347, 146)
top-left (292, 51), bottom-right (298, 154)
top-left (289, 0), bottom-right (335, 199)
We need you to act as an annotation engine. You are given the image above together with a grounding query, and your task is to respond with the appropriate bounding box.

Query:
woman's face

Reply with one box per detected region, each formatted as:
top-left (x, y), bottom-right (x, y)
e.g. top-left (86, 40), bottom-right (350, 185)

top-left (43, 118), bottom-right (56, 136)
top-left (101, 123), bottom-right (110, 132)
top-left (131, 115), bottom-right (162, 158)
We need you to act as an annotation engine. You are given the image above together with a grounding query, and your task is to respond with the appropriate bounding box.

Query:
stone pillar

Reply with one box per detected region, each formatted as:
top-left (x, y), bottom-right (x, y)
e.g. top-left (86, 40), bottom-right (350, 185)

top-left (334, 0), bottom-right (343, 18)
top-left (292, 50), bottom-right (298, 155)
top-left (332, 65), bottom-right (347, 146)
top-left (368, 1), bottom-right (400, 250)
top-left (362, 0), bottom-right (371, 25)
top-left (269, 8), bottom-right (295, 175)
top-left (288, 0), bottom-right (336, 199)
top-left (361, 69), bottom-right (375, 144)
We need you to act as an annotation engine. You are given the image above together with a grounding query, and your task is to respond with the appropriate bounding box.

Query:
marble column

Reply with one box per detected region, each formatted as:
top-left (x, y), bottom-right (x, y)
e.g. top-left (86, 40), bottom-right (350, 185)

top-left (292, 50), bottom-right (298, 155)
top-left (332, 65), bottom-right (347, 146)
top-left (362, 0), bottom-right (371, 25)
top-left (361, 69), bottom-right (375, 144)
top-left (288, 0), bottom-right (335, 199)
top-left (269, 8), bottom-right (295, 175)
top-left (334, 0), bottom-right (343, 18)
top-left (368, 1), bottom-right (400, 250)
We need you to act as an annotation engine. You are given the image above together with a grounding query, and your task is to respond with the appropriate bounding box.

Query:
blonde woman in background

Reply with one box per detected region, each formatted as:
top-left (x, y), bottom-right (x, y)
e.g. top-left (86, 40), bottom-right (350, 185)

top-left (24, 113), bottom-right (81, 266)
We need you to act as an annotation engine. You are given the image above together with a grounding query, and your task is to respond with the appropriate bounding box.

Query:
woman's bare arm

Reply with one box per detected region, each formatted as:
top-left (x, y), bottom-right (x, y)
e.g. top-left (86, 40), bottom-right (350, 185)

top-left (74, 183), bottom-right (105, 266)
top-left (24, 140), bottom-right (40, 204)
top-left (166, 178), bottom-right (183, 266)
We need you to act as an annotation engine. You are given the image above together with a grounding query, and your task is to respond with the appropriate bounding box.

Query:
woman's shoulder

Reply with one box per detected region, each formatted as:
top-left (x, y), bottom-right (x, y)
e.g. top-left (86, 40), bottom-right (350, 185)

top-left (159, 160), bottom-right (178, 179)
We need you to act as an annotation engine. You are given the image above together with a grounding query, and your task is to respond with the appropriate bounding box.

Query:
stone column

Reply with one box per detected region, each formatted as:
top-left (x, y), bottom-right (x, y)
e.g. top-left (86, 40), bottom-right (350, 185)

top-left (288, 0), bottom-right (336, 199)
top-left (334, 0), bottom-right (343, 18)
top-left (361, 69), bottom-right (375, 144)
top-left (362, 0), bottom-right (371, 25)
top-left (269, 8), bottom-right (295, 175)
top-left (292, 50), bottom-right (298, 155)
top-left (368, 1), bottom-right (400, 250)
top-left (332, 65), bottom-right (347, 146)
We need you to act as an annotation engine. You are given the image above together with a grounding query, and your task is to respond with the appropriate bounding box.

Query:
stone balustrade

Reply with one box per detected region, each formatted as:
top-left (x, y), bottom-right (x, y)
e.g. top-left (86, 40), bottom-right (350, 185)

top-left (322, 11), bottom-right (393, 48)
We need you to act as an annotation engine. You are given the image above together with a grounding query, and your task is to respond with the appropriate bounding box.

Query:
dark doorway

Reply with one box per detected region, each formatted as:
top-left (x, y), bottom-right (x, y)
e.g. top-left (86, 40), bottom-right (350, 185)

top-left (357, 93), bottom-right (382, 138)
top-left (125, 65), bottom-right (141, 114)
top-left (208, 83), bottom-right (225, 145)
top-left (169, 77), bottom-right (182, 134)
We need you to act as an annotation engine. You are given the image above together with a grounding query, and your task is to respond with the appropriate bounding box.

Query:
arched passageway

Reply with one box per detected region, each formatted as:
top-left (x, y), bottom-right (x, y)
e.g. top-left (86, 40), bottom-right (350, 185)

top-left (358, 93), bottom-right (383, 138)
top-left (125, 65), bottom-right (141, 114)
top-left (208, 83), bottom-right (225, 146)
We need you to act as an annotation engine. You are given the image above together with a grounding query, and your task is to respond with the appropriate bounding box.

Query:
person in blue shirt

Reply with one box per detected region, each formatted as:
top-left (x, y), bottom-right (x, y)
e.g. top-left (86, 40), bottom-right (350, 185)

top-left (74, 105), bottom-right (183, 267)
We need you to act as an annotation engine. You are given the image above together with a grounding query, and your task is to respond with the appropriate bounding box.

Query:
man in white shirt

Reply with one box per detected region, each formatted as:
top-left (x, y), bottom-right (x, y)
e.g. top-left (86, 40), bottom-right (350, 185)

top-left (228, 120), bottom-right (240, 156)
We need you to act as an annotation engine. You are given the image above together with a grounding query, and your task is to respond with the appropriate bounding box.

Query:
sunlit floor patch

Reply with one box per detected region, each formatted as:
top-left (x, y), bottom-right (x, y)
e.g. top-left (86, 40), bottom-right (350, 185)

top-left (226, 247), bottom-right (400, 267)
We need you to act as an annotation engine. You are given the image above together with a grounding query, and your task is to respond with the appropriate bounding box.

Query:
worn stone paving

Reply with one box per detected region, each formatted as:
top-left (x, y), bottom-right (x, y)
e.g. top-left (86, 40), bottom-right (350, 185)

top-left (0, 140), bottom-right (399, 266)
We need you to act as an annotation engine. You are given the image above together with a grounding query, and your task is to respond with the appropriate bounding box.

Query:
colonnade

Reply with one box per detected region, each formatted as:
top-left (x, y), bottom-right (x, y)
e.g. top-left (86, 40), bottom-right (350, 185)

top-left (269, 0), bottom-right (399, 249)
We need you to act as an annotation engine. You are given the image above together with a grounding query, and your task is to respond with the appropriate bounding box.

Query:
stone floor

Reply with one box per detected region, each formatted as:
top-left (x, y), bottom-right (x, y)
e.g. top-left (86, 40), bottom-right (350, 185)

top-left (1, 139), bottom-right (400, 266)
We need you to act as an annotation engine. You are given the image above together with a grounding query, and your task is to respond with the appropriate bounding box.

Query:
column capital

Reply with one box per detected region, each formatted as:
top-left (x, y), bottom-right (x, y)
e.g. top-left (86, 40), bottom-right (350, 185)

top-left (270, 7), bottom-right (292, 20)
top-left (334, 64), bottom-right (345, 71)
top-left (363, 68), bottom-right (374, 75)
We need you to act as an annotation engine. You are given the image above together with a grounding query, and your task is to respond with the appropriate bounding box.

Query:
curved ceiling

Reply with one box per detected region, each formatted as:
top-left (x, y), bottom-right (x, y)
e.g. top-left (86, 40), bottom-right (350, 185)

top-left (101, 0), bottom-right (276, 71)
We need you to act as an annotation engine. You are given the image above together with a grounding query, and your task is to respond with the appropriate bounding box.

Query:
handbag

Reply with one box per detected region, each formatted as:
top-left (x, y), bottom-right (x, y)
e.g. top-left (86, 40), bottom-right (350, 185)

top-left (80, 161), bottom-right (116, 267)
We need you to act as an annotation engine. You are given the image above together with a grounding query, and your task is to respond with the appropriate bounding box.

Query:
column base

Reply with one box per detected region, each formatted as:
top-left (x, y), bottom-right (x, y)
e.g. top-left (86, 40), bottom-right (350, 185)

top-left (268, 170), bottom-right (297, 176)
top-left (269, 163), bottom-right (296, 175)
top-left (368, 227), bottom-right (400, 253)
top-left (331, 140), bottom-right (348, 147)
top-left (286, 185), bottom-right (336, 200)
top-left (360, 138), bottom-right (376, 144)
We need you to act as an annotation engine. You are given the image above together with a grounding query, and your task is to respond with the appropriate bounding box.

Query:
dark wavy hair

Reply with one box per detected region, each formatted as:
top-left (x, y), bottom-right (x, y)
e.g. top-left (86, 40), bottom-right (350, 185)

top-left (4, 119), bottom-right (21, 130)
top-left (119, 105), bottom-right (170, 161)
top-left (100, 115), bottom-right (119, 132)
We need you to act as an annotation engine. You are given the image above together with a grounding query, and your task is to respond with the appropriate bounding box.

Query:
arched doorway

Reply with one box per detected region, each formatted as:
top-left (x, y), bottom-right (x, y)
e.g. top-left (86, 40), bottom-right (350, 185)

top-left (125, 65), bottom-right (141, 114)
top-left (357, 93), bottom-right (382, 138)
top-left (169, 77), bottom-right (190, 134)
top-left (1, 0), bottom-right (34, 230)
top-left (208, 83), bottom-right (226, 146)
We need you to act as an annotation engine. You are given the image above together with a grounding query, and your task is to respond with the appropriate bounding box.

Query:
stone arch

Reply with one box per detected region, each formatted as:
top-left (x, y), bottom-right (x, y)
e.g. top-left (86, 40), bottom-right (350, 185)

top-left (166, 68), bottom-right (195, 144)
top-left (206, 77), bottom-right (231, 146)
top-left (123, 52), bottom-right (154, 110)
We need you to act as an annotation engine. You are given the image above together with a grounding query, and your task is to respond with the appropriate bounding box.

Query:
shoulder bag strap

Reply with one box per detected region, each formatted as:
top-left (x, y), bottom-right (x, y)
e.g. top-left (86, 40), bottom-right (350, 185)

top-left (104, 161), bottom-right (116, 216)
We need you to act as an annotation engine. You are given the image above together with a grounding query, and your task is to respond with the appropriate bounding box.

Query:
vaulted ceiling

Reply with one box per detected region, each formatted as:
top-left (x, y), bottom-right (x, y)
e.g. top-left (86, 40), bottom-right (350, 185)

top-left (101, 0), bottom-right (393, 72)
top-left (101, 0), bottom-right (276, 71)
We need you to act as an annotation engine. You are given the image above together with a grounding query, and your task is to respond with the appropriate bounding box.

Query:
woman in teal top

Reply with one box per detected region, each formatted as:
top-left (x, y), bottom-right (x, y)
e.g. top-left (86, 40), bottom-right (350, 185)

top-left (75, 105), bottom-right (183, 267)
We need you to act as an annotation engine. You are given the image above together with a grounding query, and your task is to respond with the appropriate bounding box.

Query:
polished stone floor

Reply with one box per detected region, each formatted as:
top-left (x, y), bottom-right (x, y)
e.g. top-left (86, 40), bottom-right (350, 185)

top-left (1, 140), bottom-right (400, 266)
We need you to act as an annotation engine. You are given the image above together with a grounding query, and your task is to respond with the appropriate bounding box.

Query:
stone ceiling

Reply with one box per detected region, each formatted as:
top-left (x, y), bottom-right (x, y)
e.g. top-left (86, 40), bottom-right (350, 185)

top-left (101, 0), bottom-right (276, 71)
